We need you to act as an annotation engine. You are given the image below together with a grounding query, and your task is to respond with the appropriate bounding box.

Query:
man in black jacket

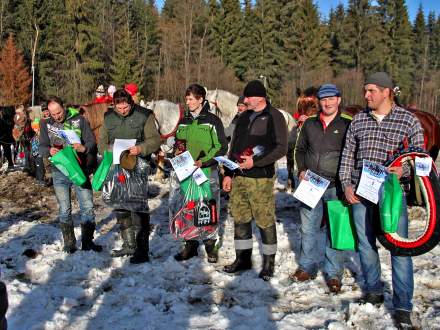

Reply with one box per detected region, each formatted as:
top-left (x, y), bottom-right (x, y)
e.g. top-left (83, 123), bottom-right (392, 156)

top-left (223, 80), bottom-right (288, 281)
top-left (40, 96), bottom-right (101, 254)
top-left (289, 84), bottom-right (351, 293)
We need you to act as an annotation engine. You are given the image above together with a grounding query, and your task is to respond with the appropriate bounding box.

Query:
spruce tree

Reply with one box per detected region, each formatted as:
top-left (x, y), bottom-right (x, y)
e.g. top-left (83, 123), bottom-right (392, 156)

top-left (377, 0), bottom-right (413, 102)
top-left (328, 4), bottom-right (346, 75)
top-left (0, 34), bottom-right (31, 105)
top-left (412, 5), bottom-right (428, 106)
top-left (282, 0), bottom-right (330, 86)
top-left (335, 0), bottom-right (387, 74)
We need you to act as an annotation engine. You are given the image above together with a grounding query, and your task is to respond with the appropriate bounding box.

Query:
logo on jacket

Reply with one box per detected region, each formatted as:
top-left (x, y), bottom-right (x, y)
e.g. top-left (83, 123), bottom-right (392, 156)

top-left (333, 129), bottom-right (339, 134)
top-left (71, 119), bottom-right (80, 129)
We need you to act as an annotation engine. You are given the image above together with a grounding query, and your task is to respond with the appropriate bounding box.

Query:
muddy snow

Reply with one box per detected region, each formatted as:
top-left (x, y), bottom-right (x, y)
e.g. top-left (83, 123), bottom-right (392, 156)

top-left (0, 163), bottom-right (439, 329)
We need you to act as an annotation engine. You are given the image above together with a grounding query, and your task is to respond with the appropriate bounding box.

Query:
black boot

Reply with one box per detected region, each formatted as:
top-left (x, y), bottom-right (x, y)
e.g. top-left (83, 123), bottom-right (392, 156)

top-left (224, 222), bottom-right (253, 273)
top-left (174, 240), bottom-right (199, 261)
top-left (130, 212), bottom-right (150, 264)
top-left (224, 249), bottom-right (252, 273)
top-left (204, 239), bottom-right (218, 263)
top-left (60, 222), bottom-right (77, 254)
top-left (112, 211), bottom-right (136, 257)
top-left (81, 222), bottom-right (103, 252)
top-left (258, 225), bottom-right (277, 281)
top-left (259, 255), bottom-right (275, 281)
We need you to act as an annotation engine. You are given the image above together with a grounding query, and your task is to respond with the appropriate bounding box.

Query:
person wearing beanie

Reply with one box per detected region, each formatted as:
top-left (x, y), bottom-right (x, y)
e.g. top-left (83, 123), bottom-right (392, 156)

top-left (93, 85), bottom-right (107, 104)
top-left (223, 79), bottom-right (288, 281)
top-left (124, 83), bottom-right (139, 104)
top-left (106, 85), bottom-right (117, 103)
top-left (339, 72), bottom-right (424, 328)
top-left (290, 83), bottom-right (353, 294)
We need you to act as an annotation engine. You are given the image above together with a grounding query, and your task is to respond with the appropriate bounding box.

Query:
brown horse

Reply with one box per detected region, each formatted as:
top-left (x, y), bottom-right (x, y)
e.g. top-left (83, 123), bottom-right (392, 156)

top-left (79, 103), bottom-right (110, 143)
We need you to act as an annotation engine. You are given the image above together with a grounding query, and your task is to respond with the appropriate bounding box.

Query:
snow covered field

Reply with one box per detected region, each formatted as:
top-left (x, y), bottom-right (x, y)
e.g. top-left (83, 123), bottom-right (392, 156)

top-left (1, 163), bottom-right (440, 329)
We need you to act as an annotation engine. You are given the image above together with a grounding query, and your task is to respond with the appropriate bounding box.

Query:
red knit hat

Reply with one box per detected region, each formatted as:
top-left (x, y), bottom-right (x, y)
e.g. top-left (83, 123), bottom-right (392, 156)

top-left (124, 83), bottom-right (138, 96)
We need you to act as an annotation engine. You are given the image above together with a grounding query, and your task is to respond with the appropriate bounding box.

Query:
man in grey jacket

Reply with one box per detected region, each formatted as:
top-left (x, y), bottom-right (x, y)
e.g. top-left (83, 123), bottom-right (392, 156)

top-left (40, 96), bottom-right (101, 254)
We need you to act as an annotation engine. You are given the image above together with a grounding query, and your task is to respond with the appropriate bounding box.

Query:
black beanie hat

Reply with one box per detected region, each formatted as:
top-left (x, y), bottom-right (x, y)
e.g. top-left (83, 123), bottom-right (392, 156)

top-left (243, 80), bottom-right (267, 98)
top-left (365, 72), bottom-right (394, 89)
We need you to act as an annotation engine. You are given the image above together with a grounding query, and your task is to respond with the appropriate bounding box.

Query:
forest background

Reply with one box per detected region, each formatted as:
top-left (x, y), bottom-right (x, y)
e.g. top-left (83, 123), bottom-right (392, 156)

top-left (0, 0), bottom-right (439, 116)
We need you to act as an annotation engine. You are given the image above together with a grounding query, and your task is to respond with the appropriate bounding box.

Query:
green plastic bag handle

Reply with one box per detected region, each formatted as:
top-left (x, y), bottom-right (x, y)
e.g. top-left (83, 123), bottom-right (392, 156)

top-left (92, 151), bottom-right (113, 191)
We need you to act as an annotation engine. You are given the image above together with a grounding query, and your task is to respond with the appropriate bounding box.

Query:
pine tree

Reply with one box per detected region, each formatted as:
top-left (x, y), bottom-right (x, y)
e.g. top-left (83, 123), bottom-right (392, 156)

top-left (335, 0), bottom-right (387, 74)
top-left (412, 5), bottom-right (429, 106)
top-left (282, 0), bottom-right (330, 87)
top-left (427, 11), bottom-right (440, 70)
top-left (0, 34), bottom-right (31, 105)
top-left (328, 4), bottom-right (346, 74)
top-left (377, 0), bottom-right (413, 102)
top-left (250, 0), bottom-right (285, 99)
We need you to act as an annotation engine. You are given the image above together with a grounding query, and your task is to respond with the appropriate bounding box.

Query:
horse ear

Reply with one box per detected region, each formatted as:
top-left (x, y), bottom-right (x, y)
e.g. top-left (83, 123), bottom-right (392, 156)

top-left (296, 88), bottom-right (302, 97)
top-left (303, 86), bottom-right (318, 97)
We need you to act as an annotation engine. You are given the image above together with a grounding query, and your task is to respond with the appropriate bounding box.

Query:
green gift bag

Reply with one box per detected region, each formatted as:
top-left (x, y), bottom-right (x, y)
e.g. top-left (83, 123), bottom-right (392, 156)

top-left (327, 200), bottom-right (357, 250)
top-left (50, 145), bottom-right (87, 186)
top-left (379, 173), bottom-right (402, 233)
top-left (180, 167), bottom-right (212, 200)
top-left (92, 151), bottom-right (113, 191)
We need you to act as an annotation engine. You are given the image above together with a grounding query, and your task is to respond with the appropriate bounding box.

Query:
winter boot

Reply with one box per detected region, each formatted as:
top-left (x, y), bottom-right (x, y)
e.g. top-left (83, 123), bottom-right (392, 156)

top-left (81, 222), bottom-right (103, 252)
top-left (60, 222), bottom-right (77, 254)
top-left (204, 239), bottom-right (218, 263)
top-left (224, 222), bottom-right (253, 273)
top-left (258, 225), bottom-right (277, 281)
top-left (174, 240), bottom-right (199, 261)
top-left (130, 212), bottom-right (150, 264)
top-left (112, 211), bottom-right (136, 257)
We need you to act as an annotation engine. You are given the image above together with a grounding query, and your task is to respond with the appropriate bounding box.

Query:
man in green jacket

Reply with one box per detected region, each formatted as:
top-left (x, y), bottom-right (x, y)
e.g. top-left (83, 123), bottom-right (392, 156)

top-left (173, 83), bottom-right (228, 263)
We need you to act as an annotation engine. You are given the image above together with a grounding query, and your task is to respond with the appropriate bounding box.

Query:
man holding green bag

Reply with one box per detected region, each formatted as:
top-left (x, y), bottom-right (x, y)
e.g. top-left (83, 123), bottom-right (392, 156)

top-left (290, 84), bottom-right (352, 293)
top-left (40, 96), bottom-right (101, 254)
top-left (339, 72), bottom-right (424, 329)
top-left (172, 83), bottom-right (228, 263)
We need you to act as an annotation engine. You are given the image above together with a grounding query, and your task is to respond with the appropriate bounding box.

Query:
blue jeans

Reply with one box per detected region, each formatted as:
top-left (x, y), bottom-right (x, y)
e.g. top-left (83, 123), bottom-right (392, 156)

top-left (52, 167), bottom-right (95, 224)
top-left (298, 187), bottom-right (346, 280)
top-left (352, 197), bottom-right (413, 311)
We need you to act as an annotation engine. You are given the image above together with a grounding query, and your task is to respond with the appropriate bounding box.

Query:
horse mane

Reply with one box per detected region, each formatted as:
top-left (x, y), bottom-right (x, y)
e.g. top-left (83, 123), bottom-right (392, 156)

top-left (296, 87), bottom-right (319, 117)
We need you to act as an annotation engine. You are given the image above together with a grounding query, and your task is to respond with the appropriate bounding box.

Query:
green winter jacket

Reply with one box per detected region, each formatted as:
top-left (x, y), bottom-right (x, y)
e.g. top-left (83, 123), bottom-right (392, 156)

top-left (175, 102), bottom-right (227, 168)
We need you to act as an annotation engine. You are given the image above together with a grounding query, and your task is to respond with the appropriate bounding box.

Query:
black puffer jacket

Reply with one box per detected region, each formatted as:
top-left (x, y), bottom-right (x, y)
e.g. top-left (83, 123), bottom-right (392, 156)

top-left (295, 112), bottom-right (351, 187)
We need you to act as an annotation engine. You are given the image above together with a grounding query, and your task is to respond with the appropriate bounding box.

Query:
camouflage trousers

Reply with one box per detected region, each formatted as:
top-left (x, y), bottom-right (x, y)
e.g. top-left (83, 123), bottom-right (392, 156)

top-left (230, 176), bottom-right (276, 229)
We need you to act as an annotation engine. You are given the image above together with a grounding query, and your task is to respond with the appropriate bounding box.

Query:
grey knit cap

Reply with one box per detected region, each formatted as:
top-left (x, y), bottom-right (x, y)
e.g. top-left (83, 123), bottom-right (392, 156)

top-left (364, 72), bottom-right (394, 89)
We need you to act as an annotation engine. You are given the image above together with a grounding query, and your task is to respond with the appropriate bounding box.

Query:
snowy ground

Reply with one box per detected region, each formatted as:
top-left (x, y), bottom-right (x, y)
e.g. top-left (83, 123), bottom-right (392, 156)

top-left (1, 162), bottom-right (440, 330)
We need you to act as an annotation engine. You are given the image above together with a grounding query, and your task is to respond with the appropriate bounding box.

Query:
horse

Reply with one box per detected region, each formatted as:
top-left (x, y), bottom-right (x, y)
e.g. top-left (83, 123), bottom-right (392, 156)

top-left (206, 89), bottom-right (296, 135)
top-left (80, 102), bottom-right (110, 143)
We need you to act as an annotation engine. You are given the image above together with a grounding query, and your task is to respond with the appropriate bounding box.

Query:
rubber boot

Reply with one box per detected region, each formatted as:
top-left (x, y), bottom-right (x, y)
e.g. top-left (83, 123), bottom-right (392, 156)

top-left (174, 240), bottom-right (199, 261)
top-left (204, 239), bottom-right (218, 263)
top-left (60, 222), bottom-right (77, 254)
top-left (81, 222), bottom-right (103, 252)
top-left (224, 222), bottom-right (253, 273)
top-left (112, 211), bottom-right (136, 257)
top-left (258, 225), bottom-right (277, 281)
top-left (130, 212), bottom-right (150, 264)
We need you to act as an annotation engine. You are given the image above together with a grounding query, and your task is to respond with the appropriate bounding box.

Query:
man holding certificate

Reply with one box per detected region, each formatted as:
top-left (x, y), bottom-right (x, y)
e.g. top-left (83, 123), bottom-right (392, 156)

top-left (222, 80), bottom-right (287, 281)
top-left (290, 84), bottom-right (351, 293)
top-left (339, 72), bottom-right (424, 329)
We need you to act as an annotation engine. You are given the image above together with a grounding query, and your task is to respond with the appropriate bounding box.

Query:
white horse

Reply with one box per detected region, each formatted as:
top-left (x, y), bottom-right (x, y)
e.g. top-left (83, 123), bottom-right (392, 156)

top-left (206, 89), bottom-right (296, 132)
top-left (145, 100), bottom-right (183, 138)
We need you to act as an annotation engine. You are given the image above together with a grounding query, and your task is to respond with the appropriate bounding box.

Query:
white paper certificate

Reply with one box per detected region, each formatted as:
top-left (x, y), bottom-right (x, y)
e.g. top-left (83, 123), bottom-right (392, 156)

top-left (60, 130), bottom-right (81, 144)
top-left (214, 156), bottom-right (240, 170)
top-left (356, 160), bottom-right (388, 204)
top-left (293, 170), bottom-right (330, 209)
top-left (415, 156), bottom-right (432, 177)
top-left (113, 139), bottom-right (137, 164)
top-left (170, 151), bottom-right (197, 182)
top-left (193, 168), bottom-right (208, 185)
